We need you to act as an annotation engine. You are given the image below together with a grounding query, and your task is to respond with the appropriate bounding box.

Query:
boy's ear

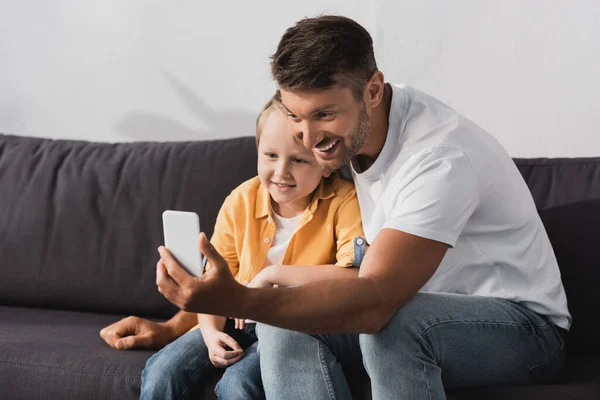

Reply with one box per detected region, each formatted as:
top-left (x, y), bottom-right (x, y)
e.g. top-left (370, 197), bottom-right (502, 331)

top-left (323, 170), bottom-right (331, 178)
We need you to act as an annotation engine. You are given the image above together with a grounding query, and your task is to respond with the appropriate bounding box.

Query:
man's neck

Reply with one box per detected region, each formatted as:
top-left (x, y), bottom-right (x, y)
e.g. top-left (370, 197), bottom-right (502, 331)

top-left (354, 83), bottom-right (393, 172)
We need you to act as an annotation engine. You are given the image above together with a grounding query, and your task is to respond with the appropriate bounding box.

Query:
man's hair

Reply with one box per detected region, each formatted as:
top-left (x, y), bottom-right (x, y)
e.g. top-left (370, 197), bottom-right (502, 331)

top-left (255, 92), bottom-right (284, 147)
top-left (271, 15), bottom-right (378, 100)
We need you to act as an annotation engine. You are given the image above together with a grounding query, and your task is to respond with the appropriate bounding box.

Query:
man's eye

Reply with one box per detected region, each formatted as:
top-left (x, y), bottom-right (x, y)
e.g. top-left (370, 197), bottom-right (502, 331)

top-left (287, 113), bottom-right (300, 122)
top-left (317, 112), bottom-right (333, 119)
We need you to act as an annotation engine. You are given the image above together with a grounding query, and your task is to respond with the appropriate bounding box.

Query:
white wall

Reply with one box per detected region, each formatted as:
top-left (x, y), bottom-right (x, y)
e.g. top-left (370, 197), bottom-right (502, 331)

top-left (1, 0), bottom-right (599, 157)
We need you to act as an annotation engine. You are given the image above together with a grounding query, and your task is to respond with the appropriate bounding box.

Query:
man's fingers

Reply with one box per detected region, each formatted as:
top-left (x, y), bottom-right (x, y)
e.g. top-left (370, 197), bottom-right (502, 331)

top-left (156, 257), bottom-right (184, 306)
top-left (198, 233), bottom-right (227, 271)
top-left (158, 246), bottom-right (191, 286)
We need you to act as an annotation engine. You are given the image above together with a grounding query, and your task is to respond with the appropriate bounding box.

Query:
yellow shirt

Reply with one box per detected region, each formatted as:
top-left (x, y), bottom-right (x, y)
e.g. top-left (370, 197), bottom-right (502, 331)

top-left (209, 175), bottom-right (366, 283)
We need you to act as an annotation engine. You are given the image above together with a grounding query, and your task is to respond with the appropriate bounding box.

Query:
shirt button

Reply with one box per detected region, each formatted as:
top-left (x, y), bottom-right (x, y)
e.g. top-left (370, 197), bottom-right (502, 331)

top-left (264, 238), bottom-right (271, 244)
top-left (356, 238), bottom-right (364, 245)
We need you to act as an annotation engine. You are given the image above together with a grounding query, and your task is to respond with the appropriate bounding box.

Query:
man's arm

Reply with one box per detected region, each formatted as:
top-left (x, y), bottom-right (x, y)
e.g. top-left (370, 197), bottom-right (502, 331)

top-left (157, 229), bottom-right (447, 334)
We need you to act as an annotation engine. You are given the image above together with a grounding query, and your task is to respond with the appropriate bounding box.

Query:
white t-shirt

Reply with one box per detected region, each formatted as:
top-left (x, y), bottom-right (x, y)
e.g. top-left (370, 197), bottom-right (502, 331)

top-left (245, 212), bottom-right (300, 325)
top-left (265, 213), bottom-right (302, 267)
top-left (351, 84), bottom-right (571, 330)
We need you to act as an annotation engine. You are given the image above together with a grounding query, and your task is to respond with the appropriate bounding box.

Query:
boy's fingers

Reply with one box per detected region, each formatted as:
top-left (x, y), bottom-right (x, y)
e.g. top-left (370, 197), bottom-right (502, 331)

top-left (220, 333), bottom-right (243, 352)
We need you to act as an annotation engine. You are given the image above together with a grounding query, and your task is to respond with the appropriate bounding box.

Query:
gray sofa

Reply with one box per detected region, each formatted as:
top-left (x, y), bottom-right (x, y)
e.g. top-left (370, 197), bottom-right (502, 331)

top-left (1, 133), bottom-right (599, 399)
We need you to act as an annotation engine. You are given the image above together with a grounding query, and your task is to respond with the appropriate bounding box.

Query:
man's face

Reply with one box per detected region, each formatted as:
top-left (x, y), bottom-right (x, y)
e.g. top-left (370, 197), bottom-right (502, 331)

top-left (279, 85), bottom-right (371, 172)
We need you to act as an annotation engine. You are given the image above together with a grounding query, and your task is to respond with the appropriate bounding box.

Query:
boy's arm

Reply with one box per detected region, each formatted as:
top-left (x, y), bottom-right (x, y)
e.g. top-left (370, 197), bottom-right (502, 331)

top-left (252, 264), bottom-right (359, 287)
top-left (198, 313), bottom-right (227, 333)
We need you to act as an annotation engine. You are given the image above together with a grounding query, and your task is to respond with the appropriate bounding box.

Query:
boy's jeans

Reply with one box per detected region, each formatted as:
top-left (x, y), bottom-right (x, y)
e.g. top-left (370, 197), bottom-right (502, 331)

top-left (140, 320), bottom-right (263, 400)
top-left (257, 292), bottom-right (567, 400)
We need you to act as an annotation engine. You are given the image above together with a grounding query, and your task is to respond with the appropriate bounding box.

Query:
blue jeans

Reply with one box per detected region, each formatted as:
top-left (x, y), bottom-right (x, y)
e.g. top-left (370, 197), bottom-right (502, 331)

top-left (257, 292), bottom-right (567, 400)
top-left (140, 319), bottom-right (264, 400)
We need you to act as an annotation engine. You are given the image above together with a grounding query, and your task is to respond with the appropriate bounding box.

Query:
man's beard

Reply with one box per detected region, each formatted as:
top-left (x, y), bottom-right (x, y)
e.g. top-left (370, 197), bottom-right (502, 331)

top-left (320, 104), bottom-right (370, 173)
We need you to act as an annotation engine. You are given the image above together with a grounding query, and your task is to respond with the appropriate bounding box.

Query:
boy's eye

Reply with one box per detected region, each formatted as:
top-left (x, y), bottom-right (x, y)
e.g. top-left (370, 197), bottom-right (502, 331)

top-left (292, 158), bottom-right (306, 164)
top-left (265, 153), bottom-right (277, 159)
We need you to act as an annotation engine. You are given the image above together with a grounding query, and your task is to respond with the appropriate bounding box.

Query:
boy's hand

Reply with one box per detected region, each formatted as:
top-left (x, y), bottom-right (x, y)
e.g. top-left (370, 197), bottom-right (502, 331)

top-left (234, 318), bottom-right (246, 330)
top-left (247, 266), bottom-right (276, 288)
top-left (202, 329), bottom-right (244, 368)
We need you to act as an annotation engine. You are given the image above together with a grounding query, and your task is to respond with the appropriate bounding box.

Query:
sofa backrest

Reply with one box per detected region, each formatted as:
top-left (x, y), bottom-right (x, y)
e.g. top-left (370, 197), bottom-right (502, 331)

top-left (515, 158), bottom-right (600, 356)
top-left (1, 134), bottom-right (597, 355)
top-left (0, 134), bottom-right (257, 318)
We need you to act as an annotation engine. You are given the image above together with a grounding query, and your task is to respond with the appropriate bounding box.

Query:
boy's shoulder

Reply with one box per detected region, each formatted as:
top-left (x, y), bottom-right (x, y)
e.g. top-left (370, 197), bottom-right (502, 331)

top-left (326, 174), bottom-right (357, 199)
top-left (223, 176), bottom-right (262, 205)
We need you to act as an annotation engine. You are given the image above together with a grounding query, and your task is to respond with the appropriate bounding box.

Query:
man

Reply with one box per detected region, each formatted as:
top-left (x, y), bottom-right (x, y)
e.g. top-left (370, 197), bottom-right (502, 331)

top-left (152, 15), bottom-right (570, 399)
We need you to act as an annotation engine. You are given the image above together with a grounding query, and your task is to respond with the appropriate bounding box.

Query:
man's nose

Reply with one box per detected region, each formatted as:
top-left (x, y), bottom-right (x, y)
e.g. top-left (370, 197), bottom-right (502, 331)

top-left (294, 121), bottom-right (319, 149)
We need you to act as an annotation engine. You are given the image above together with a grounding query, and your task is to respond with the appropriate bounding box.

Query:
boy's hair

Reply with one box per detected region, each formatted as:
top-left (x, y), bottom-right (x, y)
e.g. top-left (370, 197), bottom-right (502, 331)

top-left (271, 15), bottom-right (378, 100)
top-left (255, 92), bottom-right (284, 147)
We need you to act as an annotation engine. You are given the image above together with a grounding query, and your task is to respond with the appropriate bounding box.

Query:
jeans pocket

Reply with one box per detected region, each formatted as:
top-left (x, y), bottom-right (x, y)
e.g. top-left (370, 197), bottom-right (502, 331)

top-left (526, 344), bottom-right (566, 384)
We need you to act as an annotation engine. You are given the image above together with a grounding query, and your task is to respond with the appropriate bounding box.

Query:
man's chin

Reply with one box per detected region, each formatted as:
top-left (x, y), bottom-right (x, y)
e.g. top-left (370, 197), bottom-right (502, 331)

top-left (317, 157), bottom-right (350, 173)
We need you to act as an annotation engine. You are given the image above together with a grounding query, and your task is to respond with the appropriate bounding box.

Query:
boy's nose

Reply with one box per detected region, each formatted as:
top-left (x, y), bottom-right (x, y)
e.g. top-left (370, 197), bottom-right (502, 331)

top-left (275, 160), bottom-right (291, 177)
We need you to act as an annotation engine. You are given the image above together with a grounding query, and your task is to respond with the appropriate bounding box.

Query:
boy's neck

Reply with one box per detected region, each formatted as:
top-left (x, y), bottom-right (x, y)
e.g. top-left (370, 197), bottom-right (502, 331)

top-left (271, 198), bottom-right (309, 219)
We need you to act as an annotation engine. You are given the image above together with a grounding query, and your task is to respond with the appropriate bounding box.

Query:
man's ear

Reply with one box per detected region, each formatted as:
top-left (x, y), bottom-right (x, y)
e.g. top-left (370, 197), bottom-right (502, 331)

top-left (364, 71), bottom-right (385, 108)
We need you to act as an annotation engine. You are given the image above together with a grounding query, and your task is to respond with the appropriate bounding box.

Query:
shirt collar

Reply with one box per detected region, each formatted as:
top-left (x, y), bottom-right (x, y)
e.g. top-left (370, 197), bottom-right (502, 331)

top-left (255, 177), bottom-right (336, 219)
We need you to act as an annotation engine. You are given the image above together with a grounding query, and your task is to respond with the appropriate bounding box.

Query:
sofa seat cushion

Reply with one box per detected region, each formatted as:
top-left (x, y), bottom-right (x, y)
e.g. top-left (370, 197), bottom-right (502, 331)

top-left (346, 353), bottom-right (600, 400)
top-left (0, 306), bottom-right (155, 400)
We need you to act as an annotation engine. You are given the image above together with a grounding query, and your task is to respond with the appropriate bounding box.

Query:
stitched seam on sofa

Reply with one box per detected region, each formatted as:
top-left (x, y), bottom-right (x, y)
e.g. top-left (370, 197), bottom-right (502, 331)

top-left (514, 159), bottom-right (600, 166)
top-left (0, 360), bottom-right (140, 382)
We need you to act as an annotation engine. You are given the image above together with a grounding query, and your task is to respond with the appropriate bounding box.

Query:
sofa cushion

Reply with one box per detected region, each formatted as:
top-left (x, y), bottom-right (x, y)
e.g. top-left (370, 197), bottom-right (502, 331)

top-left (0, 306), bottom-right (153, 400)
top-left (515, 158), bottom-right (600, 356)
top-left (0, 134), bottom-right (257, 318)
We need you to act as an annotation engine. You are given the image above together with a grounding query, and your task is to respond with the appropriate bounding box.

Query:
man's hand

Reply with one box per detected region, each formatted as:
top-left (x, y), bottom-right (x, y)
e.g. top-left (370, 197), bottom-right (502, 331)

top-left (100, 316), bottom-right (175, 350)
top-left (202, 328), bottom-right (244, 368)
top-left (156, 233), bottom-right (245, 316)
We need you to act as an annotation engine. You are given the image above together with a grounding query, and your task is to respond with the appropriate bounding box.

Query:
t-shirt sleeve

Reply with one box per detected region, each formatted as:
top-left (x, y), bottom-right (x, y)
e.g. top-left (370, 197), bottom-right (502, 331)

top-left (383, 148), bottom-right (480, 247)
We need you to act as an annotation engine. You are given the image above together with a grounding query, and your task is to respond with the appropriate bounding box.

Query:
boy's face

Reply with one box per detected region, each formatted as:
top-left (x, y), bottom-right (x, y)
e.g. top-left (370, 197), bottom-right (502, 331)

top-left (257, 109), bottom-right (327, 216)
top-left (279, 85), bottom-right (371, 172)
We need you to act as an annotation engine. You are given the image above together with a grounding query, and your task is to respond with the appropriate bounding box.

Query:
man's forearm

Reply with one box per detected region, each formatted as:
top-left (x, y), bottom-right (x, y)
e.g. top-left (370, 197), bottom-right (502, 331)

top-left (163, 310), bottom-right (198, 337)
top-left (240, 277), bottom-right (396, 334)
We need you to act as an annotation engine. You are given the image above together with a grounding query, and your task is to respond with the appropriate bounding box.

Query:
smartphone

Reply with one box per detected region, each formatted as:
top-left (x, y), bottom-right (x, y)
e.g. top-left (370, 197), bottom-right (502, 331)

top-left (162, 210), bottom-right (204, 277)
